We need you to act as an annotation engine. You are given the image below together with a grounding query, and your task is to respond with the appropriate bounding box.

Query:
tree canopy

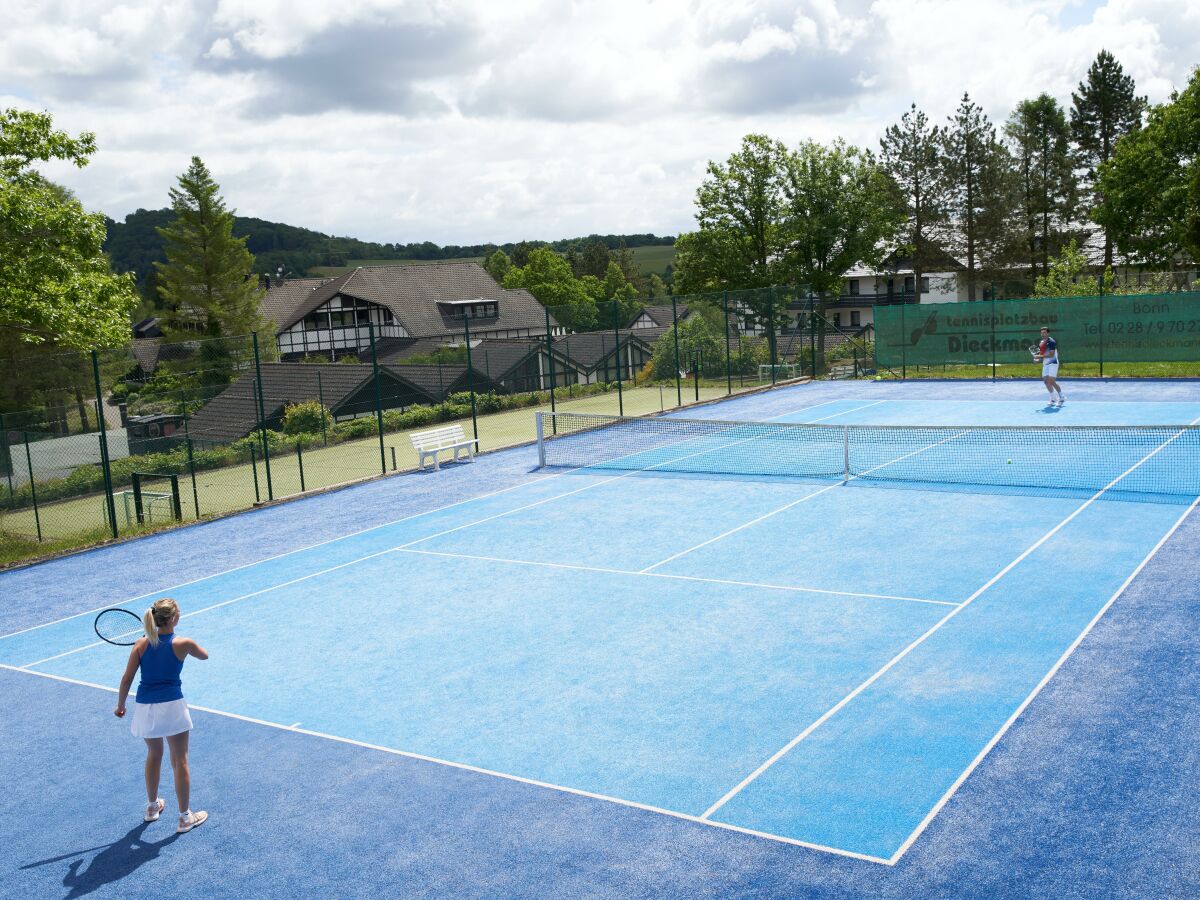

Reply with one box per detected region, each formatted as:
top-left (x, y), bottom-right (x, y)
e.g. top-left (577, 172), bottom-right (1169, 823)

top-left (0, 109), bottom-right (138, 350)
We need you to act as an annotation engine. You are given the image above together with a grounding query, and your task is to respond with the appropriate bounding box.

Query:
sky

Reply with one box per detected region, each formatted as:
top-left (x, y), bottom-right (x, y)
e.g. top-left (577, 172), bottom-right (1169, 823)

top-left (2, 0), bottom-right (1197, 247)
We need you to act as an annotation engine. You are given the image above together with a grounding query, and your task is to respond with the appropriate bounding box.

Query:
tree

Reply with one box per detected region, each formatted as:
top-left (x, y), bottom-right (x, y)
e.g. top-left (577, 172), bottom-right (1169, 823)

top-left (647, 273), bottom-right (669, 299)
top-left (0, 109), bottom-right (138, 349)
top-left (483, 249), bottom-right (511, 282)
top-left (1095, 68), bottom-right (1200, 269)
top-left (778, 139), bottom-right (904, 370)
top-left (1071, 50), bottom-right (1147, 270)
top-left (879, 104), bottom-right (950, 303)
top-left (1005, 95), bottom-right (1078, 280)
top-left (1032, 240), bottom-right (1112, 297)
top-left (155, 157), bottom-right (265, 337)
top-left (941, 93), bottom-right (1019, 300)
top-left (502, 247), bottom-right (598, 331)
top-left (650, 315), bottom-right (723, 380)
top-left (579, 240), bottom-right (612, 278)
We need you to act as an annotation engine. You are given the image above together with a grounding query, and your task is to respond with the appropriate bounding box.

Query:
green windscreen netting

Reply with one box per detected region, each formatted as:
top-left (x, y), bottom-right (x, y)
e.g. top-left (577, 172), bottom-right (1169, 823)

top-left (874, 292), bottom-right (1200, 367)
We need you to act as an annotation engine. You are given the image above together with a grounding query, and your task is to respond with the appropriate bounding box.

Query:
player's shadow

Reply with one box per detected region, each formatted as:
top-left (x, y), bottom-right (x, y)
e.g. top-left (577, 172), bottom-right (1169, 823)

top-left (20, 821), bottom-right (180, 898)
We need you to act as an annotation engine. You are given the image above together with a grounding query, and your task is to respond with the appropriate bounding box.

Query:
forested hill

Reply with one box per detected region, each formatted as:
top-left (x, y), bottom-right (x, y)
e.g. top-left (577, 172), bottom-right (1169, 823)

top-left (103, 208), bottom-right (674, 286)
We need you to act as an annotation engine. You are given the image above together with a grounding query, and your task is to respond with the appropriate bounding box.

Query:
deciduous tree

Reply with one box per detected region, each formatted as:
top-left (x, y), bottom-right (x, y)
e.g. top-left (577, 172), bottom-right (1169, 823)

top-left (0, 109), bottom-right (138, 349)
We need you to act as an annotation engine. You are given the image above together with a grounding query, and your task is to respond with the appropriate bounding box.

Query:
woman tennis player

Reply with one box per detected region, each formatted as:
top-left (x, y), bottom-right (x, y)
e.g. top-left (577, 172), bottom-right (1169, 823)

top-left (114, 598), bottom-right (209, 833)
top-left (1033, 326), bottom-right (1064, 407)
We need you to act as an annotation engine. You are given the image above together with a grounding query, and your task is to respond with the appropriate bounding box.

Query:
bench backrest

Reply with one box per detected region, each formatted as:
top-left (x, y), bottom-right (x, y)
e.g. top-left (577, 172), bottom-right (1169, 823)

top-left (411, 424), bottom-right (468, 449)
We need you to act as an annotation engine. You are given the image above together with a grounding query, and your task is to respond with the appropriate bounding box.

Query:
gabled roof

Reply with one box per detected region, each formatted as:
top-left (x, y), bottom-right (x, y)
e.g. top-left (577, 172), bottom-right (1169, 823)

top-left (630, 303), bottom-right (690, 327)
top-left (264, 263), bottom-right (556, 339)
top-left (552, 331), bottom-right (654, 371)
top-left (259, 277), bottom-right (331, 329)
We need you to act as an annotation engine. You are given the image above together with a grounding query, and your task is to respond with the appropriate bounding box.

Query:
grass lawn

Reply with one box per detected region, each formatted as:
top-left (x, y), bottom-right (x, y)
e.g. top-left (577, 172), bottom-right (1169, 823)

top-left (629, 244), bottom-right (676, 278)
top-left (1, 383), bottom-right (740, 568)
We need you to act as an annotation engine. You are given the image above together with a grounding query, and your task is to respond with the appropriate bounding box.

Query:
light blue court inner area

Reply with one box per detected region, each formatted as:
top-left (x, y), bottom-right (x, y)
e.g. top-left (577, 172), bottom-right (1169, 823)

top-left (774, 397), bottom-right (1200, 426)
top-left (3, 395), bottom-right (1195, 862)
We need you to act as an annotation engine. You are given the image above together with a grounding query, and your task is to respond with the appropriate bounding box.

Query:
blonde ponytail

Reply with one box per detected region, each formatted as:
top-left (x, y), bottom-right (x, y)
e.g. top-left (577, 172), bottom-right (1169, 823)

top-left (143, 598), bottom-right (179, 648)
top-left (143, 608), bottom-right (159, 647)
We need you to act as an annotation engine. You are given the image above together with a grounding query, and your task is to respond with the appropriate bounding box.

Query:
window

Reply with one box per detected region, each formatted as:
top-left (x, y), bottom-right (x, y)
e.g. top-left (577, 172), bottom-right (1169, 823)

top-left (848, 280), bottom-right (860, 295)
top-left (920, 276), bottom-right (930, 292)
top-left (850, 311), bottom-right (861, 327)
top-left (833, 312), bottom-right (842, 326)
top-left (904, 276), bottom-right (915, 292)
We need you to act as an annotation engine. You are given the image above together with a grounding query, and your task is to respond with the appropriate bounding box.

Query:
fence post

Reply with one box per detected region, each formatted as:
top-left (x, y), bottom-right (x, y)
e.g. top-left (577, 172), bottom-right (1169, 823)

top-left (990, 291), bottom-right (997, 382)
top-left (24, 432), bottom-right (42, 541)
top-left (317, 370), bottom-right (328, 446)
top-left (91, 350), bottom-right (119, 539)
top-left (1099, 291), bottom-right (1105, 378)
top-left (369, 323), bottom-right (386, 475)
top-left (249, 443), bottom-right (261, 503)
top-left (612, 302), bottom-right (624, 416)
top-left (671, 294), bottom-right (682, 407)
top-left (901, 302), bottom-right (907, 379)
top-left (251, 333), bottom-right (274, 501)
top-left (296, 443), bottom-right (306, 492)
top-left (694, 351), bottom-right (700, 402)
top-left (722, 290), bottom-right (732, 395)
top-left (1, 413), bottom-right (13, 503)
top-left (809, 295), bottom-right (817, 378)
top-left (544, 305), bottom-right (557, 414)
top-left (463, 314), bottom-right (479, 444)
top-left (768, 287), bottom-right (778, 384)
top-left (185, 438), bottom-right (200, 518)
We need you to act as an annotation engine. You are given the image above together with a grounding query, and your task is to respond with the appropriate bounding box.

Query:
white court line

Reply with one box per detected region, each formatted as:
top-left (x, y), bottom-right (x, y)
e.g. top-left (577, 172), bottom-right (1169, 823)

top-left (17, 403), bottom-right (872, 668)
top-left (0, 661), bottom-right (892, 866)
top-left (700, 415), bottom-right (1200, 824)
top-left (641, 426), bottom-right (969, 574)
top-left (886, 491), bottom-right (1200, 864)
top-left (1, 396), bottom-right (873, 645)
top-left (398, 547), bottom-right (957, 607)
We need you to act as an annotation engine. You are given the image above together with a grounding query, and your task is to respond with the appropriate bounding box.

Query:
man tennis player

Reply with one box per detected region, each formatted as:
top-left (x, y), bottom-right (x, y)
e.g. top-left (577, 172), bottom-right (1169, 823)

top-left (1034, 326), bottom-right (1063, 406)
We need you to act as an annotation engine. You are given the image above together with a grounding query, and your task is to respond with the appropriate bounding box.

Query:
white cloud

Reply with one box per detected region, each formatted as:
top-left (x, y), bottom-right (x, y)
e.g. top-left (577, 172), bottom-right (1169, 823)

top-left (1, 0), bottom-right (1196, 246)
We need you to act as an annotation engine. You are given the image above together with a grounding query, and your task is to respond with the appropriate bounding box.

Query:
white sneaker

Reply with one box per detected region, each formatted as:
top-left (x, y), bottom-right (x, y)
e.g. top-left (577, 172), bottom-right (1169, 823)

top-left (1057, 396), bottom-right (1065, 406)
top-left (177, 810), bottom-right (208, 833)
top-left (144, 798), bottom-right (164, 822)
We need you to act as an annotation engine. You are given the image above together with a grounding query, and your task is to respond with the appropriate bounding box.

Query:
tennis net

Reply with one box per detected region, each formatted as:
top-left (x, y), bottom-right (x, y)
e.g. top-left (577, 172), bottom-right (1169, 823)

top-left (535, 412), bottom-right (1200, 498)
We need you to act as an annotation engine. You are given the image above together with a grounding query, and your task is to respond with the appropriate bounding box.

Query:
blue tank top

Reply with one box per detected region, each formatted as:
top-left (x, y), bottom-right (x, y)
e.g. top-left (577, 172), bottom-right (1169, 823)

top-left (136, 633), bottom-right (185, 703)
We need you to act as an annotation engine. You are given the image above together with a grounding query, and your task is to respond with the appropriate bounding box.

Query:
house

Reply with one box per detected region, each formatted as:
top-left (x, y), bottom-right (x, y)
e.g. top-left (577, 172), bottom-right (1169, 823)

top-left (182, 362), bottom-right (503, 446)
top-left (629, 304), bottom-right (692, 330)
top-left (553, 331), bottom-right (654, 384)
top-left (260, 262), bottom-right (562, 358)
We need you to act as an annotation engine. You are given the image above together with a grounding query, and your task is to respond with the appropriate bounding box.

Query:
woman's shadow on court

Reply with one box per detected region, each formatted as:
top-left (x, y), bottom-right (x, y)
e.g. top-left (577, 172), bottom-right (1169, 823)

top-left (21, 821), bottom-right (180, 898)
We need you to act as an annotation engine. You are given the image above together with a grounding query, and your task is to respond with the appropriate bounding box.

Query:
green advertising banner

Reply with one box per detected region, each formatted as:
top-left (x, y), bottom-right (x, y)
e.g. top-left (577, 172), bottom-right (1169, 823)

top-left (874, 292), bottom-right (1200, 367)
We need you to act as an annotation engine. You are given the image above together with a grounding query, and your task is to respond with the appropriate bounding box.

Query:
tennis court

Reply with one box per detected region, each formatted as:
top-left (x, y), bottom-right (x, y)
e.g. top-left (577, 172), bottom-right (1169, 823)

top-left (2, 380), bottom-right (1199, 895)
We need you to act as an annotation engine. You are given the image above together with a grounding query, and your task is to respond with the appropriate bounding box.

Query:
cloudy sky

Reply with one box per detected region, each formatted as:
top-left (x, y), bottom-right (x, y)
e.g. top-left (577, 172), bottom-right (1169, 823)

top-left (2, 0), bottom-right (1197, 246)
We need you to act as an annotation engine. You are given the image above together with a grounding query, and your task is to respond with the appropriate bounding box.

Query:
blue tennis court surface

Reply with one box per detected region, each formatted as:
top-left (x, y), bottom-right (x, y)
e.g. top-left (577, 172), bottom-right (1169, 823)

top-left (3, 380), bottom-right (1199, 896)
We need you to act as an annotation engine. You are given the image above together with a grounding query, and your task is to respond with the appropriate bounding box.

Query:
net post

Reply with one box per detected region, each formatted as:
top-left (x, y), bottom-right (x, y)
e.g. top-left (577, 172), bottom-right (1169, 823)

top-left (249, 443), bottom-right (261, 503)
top-left (317, 370), bottom-right (328, 446)
top-left (463, 314), bottom-right (479, 444)
top-left (391, 446), bottom-right (397, 470)
top-left (296, 442), bottom-right (306, 492)
top-left (842, 426), bottom-right (850, 482)
top-left (169, 474), bottom-right (182, 521)
top-left (369, 323), bottom-right (387, 475)
top-left (612, 301), bottom-right (624, 416)
top-left (536, 412), bottom-right (546, 467)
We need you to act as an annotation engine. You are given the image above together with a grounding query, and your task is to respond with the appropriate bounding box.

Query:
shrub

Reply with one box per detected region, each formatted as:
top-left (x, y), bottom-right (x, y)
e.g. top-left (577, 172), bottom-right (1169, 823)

top-left (282, 401), bottom-right (332, 436)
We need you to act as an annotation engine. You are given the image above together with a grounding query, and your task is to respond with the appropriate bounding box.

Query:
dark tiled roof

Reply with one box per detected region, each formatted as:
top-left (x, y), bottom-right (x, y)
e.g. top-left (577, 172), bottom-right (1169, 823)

top-left (553, 331), bottom-right (654, 371)
top-left (631, 303), bottom-right (690, 327)
top-left (263, 263), bottom-right (556, 339)
top-left (259, 277), bottom-right (332, 329)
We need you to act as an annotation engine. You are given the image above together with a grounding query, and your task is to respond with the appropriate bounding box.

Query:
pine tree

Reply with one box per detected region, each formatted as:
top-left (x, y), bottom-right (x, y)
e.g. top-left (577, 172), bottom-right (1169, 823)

top-left (879, 104), bottom-right (950, 302)
top-left (1005, 95), bottom-right (1077, 281)
top-left (1071, 50), bottom-right (1147, 269)
top-left (155, 157), bottom-right (264, 337)
top-left (941, 94), bottom-right (1019, 300)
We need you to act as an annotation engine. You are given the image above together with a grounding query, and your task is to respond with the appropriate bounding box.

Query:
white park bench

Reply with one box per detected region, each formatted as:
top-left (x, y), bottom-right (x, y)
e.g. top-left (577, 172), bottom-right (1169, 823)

top-left (411, 423), bottom-right (478, 471)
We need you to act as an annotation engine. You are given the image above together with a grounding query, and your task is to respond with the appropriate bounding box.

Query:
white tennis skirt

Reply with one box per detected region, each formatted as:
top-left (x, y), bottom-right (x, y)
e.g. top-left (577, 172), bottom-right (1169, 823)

top-left (130, 699), bottom-right (193, 739)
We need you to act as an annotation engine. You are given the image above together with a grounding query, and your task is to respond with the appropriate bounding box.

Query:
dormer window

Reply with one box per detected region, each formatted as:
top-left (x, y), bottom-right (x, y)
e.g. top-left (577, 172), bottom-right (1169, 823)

top-left (440, 299), bottom-right (499, 320)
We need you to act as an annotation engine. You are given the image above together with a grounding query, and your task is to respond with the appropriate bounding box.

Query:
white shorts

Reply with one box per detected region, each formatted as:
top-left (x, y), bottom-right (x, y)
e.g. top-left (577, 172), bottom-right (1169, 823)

top-left (1042, 359), bottom-right (1059, 377)
top-left (130, 698), bottom-right (193, 739)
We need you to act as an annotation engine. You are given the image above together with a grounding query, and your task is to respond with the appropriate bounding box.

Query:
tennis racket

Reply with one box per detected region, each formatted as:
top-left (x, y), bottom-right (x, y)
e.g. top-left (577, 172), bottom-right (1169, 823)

top-left (94, 608), bottom-right (143, 646)
top-left (1028, 344), bottom-right (1041, 359)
